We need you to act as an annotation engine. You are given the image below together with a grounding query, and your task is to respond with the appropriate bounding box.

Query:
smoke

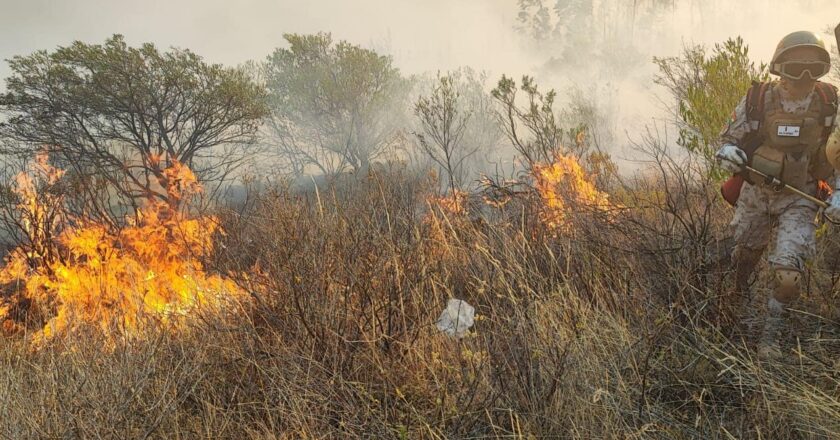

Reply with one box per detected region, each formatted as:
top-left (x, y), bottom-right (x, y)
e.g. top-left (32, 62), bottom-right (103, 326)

top-left (0, 0), bottom-right (838, 168)
top-left (506, 0), bottom-right (840, 165)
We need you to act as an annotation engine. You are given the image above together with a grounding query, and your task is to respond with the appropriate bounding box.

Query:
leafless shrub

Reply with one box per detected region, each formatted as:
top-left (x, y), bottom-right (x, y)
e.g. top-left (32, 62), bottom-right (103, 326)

top-left (0, 126), bottom-right (839, 439)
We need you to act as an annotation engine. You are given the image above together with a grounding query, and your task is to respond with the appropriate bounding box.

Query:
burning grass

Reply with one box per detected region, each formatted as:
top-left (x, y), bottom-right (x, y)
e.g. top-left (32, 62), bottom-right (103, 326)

top-left (0, 155), bottom-right (246, 343)
top-left (0, 155), bottom-right (839, 438)
top-left (532, 153), bottom-right (618, 232)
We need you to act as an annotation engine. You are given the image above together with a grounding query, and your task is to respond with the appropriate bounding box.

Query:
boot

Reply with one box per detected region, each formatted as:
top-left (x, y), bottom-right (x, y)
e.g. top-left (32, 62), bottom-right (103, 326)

top-left (758, 297), bottom-right (785, 360)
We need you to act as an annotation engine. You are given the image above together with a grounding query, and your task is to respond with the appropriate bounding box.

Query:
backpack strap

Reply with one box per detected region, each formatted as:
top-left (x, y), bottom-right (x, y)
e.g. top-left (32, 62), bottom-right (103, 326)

top-left (746, 81), bottom-right (770, 132)
top-left (807, 82), bottom-right (837, 183)
top-left (814, 81), bottom-right (838, 134)
top-left (739, 81), bottom-right (771, 170)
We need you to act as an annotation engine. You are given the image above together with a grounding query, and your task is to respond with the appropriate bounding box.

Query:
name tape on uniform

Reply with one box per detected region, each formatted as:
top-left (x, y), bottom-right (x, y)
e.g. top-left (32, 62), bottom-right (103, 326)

top-left (778, 125), bottom-right (801, 137)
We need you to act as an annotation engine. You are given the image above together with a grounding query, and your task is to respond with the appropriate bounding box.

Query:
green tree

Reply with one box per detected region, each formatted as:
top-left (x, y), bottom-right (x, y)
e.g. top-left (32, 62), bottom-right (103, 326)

top-left (654, 37), bottom-right (768, 164)
top-left (265, 33), bottom-right (410, 177)
top-left (0, 34), bottom-right (267, 220)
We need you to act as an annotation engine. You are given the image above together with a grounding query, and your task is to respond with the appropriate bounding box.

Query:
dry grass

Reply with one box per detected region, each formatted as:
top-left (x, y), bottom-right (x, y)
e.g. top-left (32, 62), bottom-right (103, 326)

top-left (1, 163), bottom-right (840, 439)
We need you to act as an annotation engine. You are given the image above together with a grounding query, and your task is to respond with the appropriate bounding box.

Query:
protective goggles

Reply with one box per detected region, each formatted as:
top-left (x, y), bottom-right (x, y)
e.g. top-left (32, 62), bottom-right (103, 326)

top-left (775, 60), bottom-right (831, 80)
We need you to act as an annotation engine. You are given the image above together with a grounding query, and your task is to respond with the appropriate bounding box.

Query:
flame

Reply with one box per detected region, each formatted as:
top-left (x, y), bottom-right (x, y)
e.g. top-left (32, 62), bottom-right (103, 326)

top-left (575, 129), bottom-right (586, 147)
top-left (0, 155), bottom-right (245, 343)
top-left (532, 154), bottom-right (615, 232)
top-left (427, 190), bottom-right (469, 217)
top-left (423, 190), bottom-right (472, 262)
top-left (817, 179), bottom-right (833, 200)
top-left (11, 152), bottom-right (67, 266)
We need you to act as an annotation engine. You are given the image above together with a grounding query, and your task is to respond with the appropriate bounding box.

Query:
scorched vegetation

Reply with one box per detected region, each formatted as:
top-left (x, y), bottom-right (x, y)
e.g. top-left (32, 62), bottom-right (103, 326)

top-left (0, 31), bottom-right (838, 440)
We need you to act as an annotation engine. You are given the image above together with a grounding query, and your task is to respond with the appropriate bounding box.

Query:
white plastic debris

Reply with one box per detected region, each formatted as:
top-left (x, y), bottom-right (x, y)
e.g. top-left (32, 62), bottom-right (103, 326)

top-left (436, 299), bottom-right (475, 339)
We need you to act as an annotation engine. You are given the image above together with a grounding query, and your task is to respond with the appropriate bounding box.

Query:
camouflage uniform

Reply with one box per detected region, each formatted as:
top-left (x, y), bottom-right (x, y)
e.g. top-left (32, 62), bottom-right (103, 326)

top-left (720, 80), bottom-right (838, 360)
top-left (730, 183), bottom-right (818, 271)
top-left (717, 30), bottom-right (840, 360)
top-left (722, 87), bottom-right (827, 277)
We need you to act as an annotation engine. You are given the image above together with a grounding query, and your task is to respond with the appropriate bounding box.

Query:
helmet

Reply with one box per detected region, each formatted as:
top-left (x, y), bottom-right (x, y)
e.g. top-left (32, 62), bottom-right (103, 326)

top-left (770, 31), bottom-right (831, 78)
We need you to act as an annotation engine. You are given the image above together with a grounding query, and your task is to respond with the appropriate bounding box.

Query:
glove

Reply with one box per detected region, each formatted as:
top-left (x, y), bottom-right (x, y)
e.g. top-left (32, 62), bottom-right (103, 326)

top-left (715, 144), bottom-right (748, 174)
top-left (826, 191), bottom-right (840, 224)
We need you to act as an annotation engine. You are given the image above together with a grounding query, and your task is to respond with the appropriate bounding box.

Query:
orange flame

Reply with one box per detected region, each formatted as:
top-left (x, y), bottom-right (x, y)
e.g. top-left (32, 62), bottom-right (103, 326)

top-left (817, 179), bottom-right (833, 200)
top-left (427, 190), bottom-right (469, 217)
top-left (532, 154), bottom-right (615, 232)
top-left (0, 155), bottom-right (245, 343)
top-left (12, 152), bottom-right (67, 265)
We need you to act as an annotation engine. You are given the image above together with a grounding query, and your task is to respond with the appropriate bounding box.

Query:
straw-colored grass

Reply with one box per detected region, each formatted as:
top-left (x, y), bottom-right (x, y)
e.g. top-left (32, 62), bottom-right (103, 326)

top-left (1, 166), bottom-right (839, 439)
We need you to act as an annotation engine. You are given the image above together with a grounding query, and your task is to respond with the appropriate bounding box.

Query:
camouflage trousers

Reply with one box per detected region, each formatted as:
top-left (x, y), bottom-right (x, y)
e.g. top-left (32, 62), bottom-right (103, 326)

top-left (730, 182), bottom-right (819, 272)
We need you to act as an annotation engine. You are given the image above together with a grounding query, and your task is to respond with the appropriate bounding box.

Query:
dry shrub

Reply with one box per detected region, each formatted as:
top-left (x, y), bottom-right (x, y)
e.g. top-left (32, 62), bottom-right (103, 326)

top-left (1, 153), bottom-right (839, 439)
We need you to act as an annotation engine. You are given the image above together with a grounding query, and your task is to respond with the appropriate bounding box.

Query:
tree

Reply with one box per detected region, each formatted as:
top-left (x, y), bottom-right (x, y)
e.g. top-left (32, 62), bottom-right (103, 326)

top-left (654, 37), bottom-right (767, 165)
top-left (414, 69), bottom-right (501, 193)
top-left (516, 0), bottom-right (553, 42)
top-left (491, 75), bottom-right (588, 168)
top-left (0, 34), bottom-right (268, 222)
top-left (515, 0), bottom-right (675, 72)
top-left (827, 28), bottom-right (840, 83)
top-left (264, 33), bottom-right (410, 177)
top-left (415, 74), bottom-right (471, 194)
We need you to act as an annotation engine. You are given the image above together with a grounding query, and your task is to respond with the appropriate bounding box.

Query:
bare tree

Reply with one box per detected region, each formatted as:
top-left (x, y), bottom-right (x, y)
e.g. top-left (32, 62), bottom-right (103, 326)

top-left (414, 73), bottom-right (476, 193)
top-left (491, 75), bottom-right (587, 168)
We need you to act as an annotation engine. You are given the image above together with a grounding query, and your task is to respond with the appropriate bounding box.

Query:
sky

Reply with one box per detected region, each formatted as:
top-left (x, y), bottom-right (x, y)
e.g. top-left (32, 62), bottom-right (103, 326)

top-left (1, 0), bottom-right (837, 93)
top-left (1, 0), bottom-right (836, 72)
top-left (0, 0), bottom-right (838, 165)
top-left (0, 0), bottom-right (531, 82)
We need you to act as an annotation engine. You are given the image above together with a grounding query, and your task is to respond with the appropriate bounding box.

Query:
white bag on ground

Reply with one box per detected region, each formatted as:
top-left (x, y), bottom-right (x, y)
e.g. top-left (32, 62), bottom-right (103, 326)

top-left (436, 299), bottom-right (475, 338)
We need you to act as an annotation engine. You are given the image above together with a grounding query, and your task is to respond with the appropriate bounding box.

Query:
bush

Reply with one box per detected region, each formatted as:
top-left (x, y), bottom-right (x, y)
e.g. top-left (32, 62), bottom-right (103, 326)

top-left (654, 37), bottom-right (768, 168)
top-left (0, 147), bottom-right (837, 438)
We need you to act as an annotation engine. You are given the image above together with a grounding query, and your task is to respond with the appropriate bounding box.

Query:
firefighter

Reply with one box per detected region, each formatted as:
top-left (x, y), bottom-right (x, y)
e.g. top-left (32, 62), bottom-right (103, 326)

top-left (715, 31), bottom-right (839, 360)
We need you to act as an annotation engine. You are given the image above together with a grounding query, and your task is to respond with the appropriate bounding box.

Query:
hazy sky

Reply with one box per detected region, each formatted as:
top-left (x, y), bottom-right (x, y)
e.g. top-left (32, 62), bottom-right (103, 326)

top-left (0, 0), bottom-right (529, 83)
top-left (0, 0), bottom-right (837, 83)
top-left (0, 0), bottom-right (838, 165)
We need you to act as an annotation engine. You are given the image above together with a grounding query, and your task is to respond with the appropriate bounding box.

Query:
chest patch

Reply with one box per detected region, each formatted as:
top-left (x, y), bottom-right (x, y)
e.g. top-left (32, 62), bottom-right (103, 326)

top-left (777, 125), bottom-right (801, 137)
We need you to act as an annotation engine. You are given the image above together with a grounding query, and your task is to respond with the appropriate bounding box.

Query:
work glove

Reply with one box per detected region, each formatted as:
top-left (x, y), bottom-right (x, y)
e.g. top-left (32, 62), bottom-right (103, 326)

top-left (715, 144), bottom-right (748, 174)
top-left (825, 191), bottom-right (840, 224)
